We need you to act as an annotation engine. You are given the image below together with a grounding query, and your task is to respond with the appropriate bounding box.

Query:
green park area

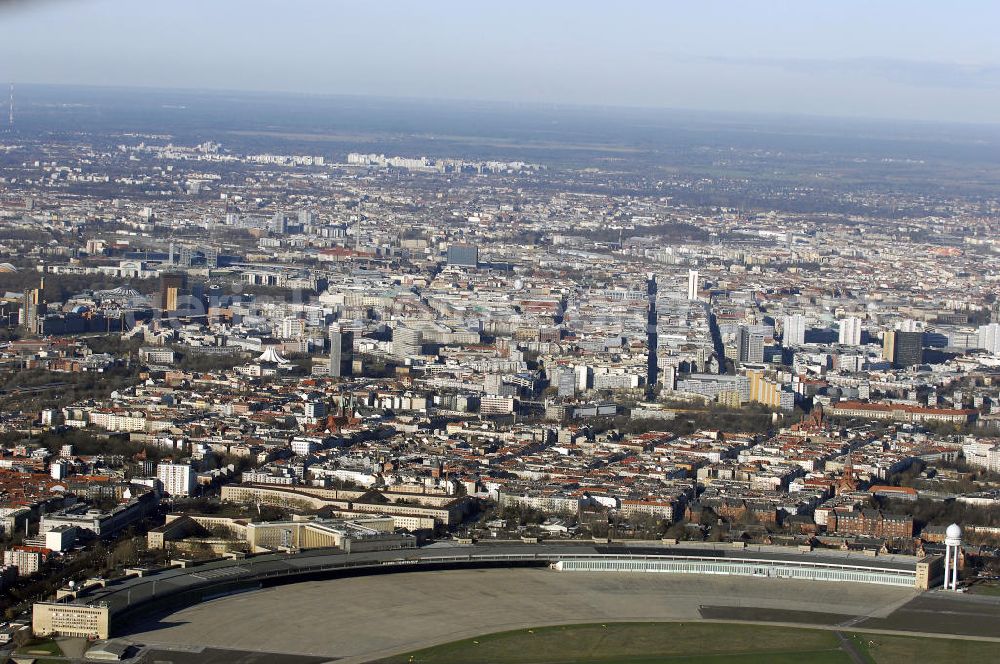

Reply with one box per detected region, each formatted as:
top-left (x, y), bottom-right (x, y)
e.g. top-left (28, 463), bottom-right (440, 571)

top-left (851, 632), bottom-right (1000, 664)
top-left (10, 638), bottom-right (64, 664)
top-left (378, 622), bottom-right (999, 664)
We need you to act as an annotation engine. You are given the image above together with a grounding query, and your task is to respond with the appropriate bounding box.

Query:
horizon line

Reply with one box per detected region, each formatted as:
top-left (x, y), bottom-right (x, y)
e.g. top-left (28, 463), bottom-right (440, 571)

top-left (12, 80), bottom-right (1000, 132)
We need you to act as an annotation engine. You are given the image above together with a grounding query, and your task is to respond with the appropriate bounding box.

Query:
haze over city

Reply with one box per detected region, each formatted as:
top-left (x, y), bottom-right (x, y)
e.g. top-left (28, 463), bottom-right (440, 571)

top-left (3, 1), bottom-right (1000, 122)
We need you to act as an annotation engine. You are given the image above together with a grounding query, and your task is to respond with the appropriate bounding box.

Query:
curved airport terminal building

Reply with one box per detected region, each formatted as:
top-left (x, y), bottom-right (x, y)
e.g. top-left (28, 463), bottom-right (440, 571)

top-left (33, 541), bottom-right (942, 640)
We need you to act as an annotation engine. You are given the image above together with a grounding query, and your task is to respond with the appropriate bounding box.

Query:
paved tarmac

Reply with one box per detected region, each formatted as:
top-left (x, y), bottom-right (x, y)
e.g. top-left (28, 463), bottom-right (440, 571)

top-left (124, 568), bottom-right (918, 663)
top-left (857, 590), bottom-right (1000, 637)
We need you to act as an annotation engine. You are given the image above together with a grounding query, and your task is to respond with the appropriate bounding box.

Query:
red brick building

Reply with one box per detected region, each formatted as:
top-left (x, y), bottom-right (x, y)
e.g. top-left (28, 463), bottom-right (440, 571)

top-left (830, 507), bottom-right (913, 538)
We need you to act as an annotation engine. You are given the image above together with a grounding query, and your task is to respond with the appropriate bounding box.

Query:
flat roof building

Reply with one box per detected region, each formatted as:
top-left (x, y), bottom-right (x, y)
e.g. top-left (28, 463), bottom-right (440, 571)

top-left (33, 601), bottom-right (109, 639)
top-left (447, 243), bottom-right (479, 268)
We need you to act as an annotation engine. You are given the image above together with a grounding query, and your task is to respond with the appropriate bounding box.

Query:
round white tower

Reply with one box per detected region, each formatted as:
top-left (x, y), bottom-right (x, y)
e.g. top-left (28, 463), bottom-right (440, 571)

top-left (943, 523), bottom-right (962, 591)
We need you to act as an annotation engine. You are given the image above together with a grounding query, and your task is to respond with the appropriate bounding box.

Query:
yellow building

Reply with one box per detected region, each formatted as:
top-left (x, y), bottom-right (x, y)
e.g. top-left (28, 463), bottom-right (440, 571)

top-left (33, 602), bottom-right (109, 639)
top-left (717, 390), bottom-right (742, 409)
top-left (883, 330), bottom-right (896, 364)
top-left (746, 369), bottom-right (791, 410)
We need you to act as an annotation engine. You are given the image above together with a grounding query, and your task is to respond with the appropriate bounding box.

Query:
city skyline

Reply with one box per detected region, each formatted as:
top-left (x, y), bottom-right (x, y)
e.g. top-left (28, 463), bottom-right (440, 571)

top-left (2, 4), bottom-right (1000, 662)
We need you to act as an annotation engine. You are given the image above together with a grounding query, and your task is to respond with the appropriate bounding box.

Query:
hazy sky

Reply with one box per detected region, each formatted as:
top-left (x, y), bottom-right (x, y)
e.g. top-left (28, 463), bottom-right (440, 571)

top-left (2, 0), bottom-right (999, 123)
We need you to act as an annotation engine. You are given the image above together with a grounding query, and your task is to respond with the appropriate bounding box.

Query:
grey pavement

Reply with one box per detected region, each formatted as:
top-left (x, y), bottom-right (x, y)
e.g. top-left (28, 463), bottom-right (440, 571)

top-left (123, 567), bottom-right (917, 663)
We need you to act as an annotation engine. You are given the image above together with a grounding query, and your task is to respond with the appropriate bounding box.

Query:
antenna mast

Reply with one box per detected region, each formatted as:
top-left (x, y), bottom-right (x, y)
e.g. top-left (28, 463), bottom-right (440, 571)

top-left (7, 83), bottom-right (13, 131)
